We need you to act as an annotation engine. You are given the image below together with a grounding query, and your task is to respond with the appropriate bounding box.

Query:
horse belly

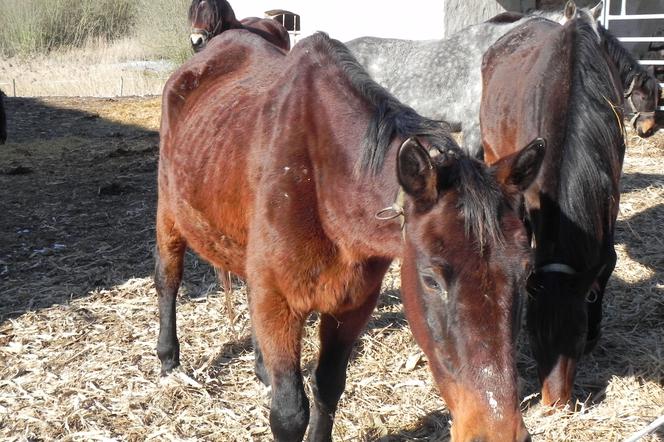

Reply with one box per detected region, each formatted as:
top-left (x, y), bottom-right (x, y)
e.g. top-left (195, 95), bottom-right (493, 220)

top-left (172, 196), bottom-right (249, 277)
top-left (160, 119), bottom-right (255, 277)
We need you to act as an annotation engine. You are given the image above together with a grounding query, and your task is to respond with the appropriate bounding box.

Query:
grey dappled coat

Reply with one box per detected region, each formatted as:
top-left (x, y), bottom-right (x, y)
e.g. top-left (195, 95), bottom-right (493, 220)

top-left (346, 12), bottom-right (568, 158)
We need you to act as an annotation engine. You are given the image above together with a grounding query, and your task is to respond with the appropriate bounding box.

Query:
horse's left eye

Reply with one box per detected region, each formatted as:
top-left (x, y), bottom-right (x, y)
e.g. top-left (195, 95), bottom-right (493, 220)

top-left (422, 275), bottom-right (441, 291)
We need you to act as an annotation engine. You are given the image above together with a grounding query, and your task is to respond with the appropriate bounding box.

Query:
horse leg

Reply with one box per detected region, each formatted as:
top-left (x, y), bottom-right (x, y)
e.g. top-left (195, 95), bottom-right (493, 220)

top-left (252, 328), bottom-right (270, 386)
top-left (585, 246), bottom-right (617, 354)
top-left (251, 289), bottom-right (308, 442)
top-left (307, 286), bottom-right (383, 441)
top-left (215, 267), bottom-right (235, 324)
top-left (154, 210), bottom-right (186, 375)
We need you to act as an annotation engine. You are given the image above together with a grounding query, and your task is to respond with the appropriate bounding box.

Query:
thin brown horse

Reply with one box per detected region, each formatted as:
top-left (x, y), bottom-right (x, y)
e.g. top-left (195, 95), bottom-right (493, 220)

top-left (188, 0), bottom-right (290, 52)
top-left (157, 30), bottom-right (545, 441)
top-left (481, 15), bottom-right (624, 407)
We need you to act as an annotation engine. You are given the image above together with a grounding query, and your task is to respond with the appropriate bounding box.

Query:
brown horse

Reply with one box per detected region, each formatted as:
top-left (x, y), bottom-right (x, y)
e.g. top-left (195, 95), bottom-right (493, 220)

top-left (0, 90), bottom-right (6, 145)
top-left (598, 24), bottom-right (660, 137)
top-left (480, 16), bottom-right (624, 407)
top-left (157, 30), bottom-right (545, 441)
top-left (188, 0), bottom-right (290, 52)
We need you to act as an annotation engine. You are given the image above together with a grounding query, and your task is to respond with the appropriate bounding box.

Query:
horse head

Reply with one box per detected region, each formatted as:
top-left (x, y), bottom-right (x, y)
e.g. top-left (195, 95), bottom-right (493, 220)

top-left (188, 0), bottom-right (239, 52)
top-left (625, 68), bottom-right (659, 137)
top-left (397, 137), bottom-right (546, 442)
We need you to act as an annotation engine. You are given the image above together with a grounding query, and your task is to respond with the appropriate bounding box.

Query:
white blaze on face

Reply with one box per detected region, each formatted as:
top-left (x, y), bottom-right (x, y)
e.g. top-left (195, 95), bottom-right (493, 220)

top-left (486, 391), bottom-right (498, 410)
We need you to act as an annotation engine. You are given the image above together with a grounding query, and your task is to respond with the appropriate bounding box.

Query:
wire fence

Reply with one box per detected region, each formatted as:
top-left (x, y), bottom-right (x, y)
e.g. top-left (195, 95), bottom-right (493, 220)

top-left (0, 74), bottom-right (171, 98)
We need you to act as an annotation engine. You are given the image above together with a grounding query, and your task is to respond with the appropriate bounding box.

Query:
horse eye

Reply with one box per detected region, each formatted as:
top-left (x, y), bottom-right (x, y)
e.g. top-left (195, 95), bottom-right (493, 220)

top-left (422, 274), bottom-right (441, 290)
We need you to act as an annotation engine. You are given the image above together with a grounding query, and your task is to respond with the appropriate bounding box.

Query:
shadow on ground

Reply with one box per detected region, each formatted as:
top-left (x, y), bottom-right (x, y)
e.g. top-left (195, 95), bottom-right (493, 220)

top-left (0, 96), bottom-right (167, 323)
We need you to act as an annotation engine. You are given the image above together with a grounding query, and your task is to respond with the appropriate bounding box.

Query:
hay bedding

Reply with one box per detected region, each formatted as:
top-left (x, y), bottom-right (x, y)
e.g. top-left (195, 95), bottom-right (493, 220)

top-left (0, 96), bottom-right (662, 441)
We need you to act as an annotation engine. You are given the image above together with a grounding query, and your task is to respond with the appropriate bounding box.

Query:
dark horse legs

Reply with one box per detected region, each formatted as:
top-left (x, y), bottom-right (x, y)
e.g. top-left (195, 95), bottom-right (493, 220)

top-left (251, 258), bottom-right (387, 442)
top-left (307, 288), bottom-right (381, 442)
top-left (251, 288), bottom-right (309, 442)
top-left (155, 210), bottom-right (186, 375)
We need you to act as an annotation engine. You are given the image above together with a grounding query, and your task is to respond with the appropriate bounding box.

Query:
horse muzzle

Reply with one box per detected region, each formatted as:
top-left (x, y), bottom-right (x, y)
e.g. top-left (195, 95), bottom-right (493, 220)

top-left (632, 113), bottom-right (657, 138)
top-left (190, 32), bottom-right (208, 52)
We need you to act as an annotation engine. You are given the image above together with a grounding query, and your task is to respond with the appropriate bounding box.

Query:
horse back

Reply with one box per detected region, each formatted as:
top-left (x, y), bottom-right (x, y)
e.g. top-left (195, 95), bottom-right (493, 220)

top-left (161, 29), bottom-right (283, 146)
top-left (481, 18), bottom-right (572, 166)
top-left (241, 17), bottom-right (291, 51)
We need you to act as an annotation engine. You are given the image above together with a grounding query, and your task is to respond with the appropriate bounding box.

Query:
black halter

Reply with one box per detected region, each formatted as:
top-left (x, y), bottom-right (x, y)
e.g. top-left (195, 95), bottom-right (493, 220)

top-left (624, 76), bottom-right (656, 129)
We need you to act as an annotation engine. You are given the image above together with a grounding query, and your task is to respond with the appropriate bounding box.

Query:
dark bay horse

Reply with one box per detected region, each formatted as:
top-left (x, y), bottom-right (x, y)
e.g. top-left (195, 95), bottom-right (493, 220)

top-left (345, 1), bottom-right (602, 157)
top-left (599, 25), bottom-right (660, 137)
top-left (188, 0), bottom-right (290, 52)
top-left (0, 90), bottom-right (6, 145)
top-left (157, 30), bottom-right (546, 441)
top-left (480, 15), bottom-right (624, 407)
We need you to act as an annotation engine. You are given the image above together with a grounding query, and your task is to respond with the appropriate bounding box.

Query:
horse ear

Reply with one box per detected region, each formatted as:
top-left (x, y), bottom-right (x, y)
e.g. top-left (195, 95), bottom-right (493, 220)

top-left (491, 138), bottom-right (546, 192)
top-left (397, 137), bottom-right (438, 207)
top-left (564, 0), bottom-right (577, 20)
top-left (589, 1), bottom-right (603, 20)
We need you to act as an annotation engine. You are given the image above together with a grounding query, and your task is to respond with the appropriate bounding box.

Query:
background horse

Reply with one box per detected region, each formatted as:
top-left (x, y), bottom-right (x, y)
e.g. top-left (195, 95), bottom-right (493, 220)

top-left (345, 1), bottom-right (602, 158)
top-left (346, 1), bottom-right (659, 156)
top-left (480, 15), bottom-right (624, 407)
top-left (599, 25), bottom-right (660, 137)
top-left (188, 0), bottom-right (290, 52)
top-left (0, 90), bottom-right (6, 145)
top-left (158, 30), bottom-right (545, 441)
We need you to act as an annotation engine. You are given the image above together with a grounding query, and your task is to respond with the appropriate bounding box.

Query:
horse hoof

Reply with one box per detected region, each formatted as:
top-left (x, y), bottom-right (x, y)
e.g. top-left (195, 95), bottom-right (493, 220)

top-left (160, 359), bottom-right (180, 376)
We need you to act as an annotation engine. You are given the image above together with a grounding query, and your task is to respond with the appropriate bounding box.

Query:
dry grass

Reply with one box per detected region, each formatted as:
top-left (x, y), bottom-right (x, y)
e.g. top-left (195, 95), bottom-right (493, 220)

top-left (0, 97), bottom-right (662, 441)
top-left (0, 38), bottom-right (175, 98)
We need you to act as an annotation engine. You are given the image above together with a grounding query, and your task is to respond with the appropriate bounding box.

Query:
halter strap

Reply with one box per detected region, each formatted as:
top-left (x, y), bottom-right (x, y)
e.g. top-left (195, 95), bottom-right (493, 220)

top-left (624, 76), bottom-right (636, 98)
top-left (536, 262), bottom-right (577, 275)
top-left (191, 28), bottom-right (212, 39)
top-left (624, 76), bottom-right (657, 129)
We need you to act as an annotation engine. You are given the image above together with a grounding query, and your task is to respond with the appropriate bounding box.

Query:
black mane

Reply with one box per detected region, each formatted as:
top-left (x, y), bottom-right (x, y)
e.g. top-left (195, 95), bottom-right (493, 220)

top-left (599, 24), bottom-right (657, 95)
top-left (305, 33), bottom-right (505, 247)
top-left (558, 18), bottom-right (625, 266)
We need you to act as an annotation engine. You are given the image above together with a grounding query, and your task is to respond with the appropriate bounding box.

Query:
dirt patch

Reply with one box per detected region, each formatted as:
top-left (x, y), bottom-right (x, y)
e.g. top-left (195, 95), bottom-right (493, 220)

top-left (0, 97), bottom-right (662, 441)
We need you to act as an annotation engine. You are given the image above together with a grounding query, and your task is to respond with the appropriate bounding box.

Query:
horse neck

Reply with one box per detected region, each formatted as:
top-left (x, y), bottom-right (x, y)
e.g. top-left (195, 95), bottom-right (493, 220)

top-left (536, 19), bottom-right (623, 269)
top-left (599, 25), bottom-right (644, 89)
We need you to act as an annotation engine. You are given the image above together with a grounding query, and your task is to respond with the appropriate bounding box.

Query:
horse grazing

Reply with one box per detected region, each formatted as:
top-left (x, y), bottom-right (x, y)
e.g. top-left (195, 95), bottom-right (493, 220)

top-left (599, 24), bottom-right (660, 137)
top-left (346, 1), bottom-right (602, 157)
top-left (157, 30), bottom-right (545, 441)
top-left (188, 0), bottom-right (290, 52)
top-left (480, 15), bottom-right (624, 407)
top-left (0, 90), bottom-right (6, 145)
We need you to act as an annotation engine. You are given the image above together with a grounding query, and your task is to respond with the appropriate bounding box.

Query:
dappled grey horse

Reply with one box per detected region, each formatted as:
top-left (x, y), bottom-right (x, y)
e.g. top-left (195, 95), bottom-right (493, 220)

top-left (346, 2), bottom-right (602, 157)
